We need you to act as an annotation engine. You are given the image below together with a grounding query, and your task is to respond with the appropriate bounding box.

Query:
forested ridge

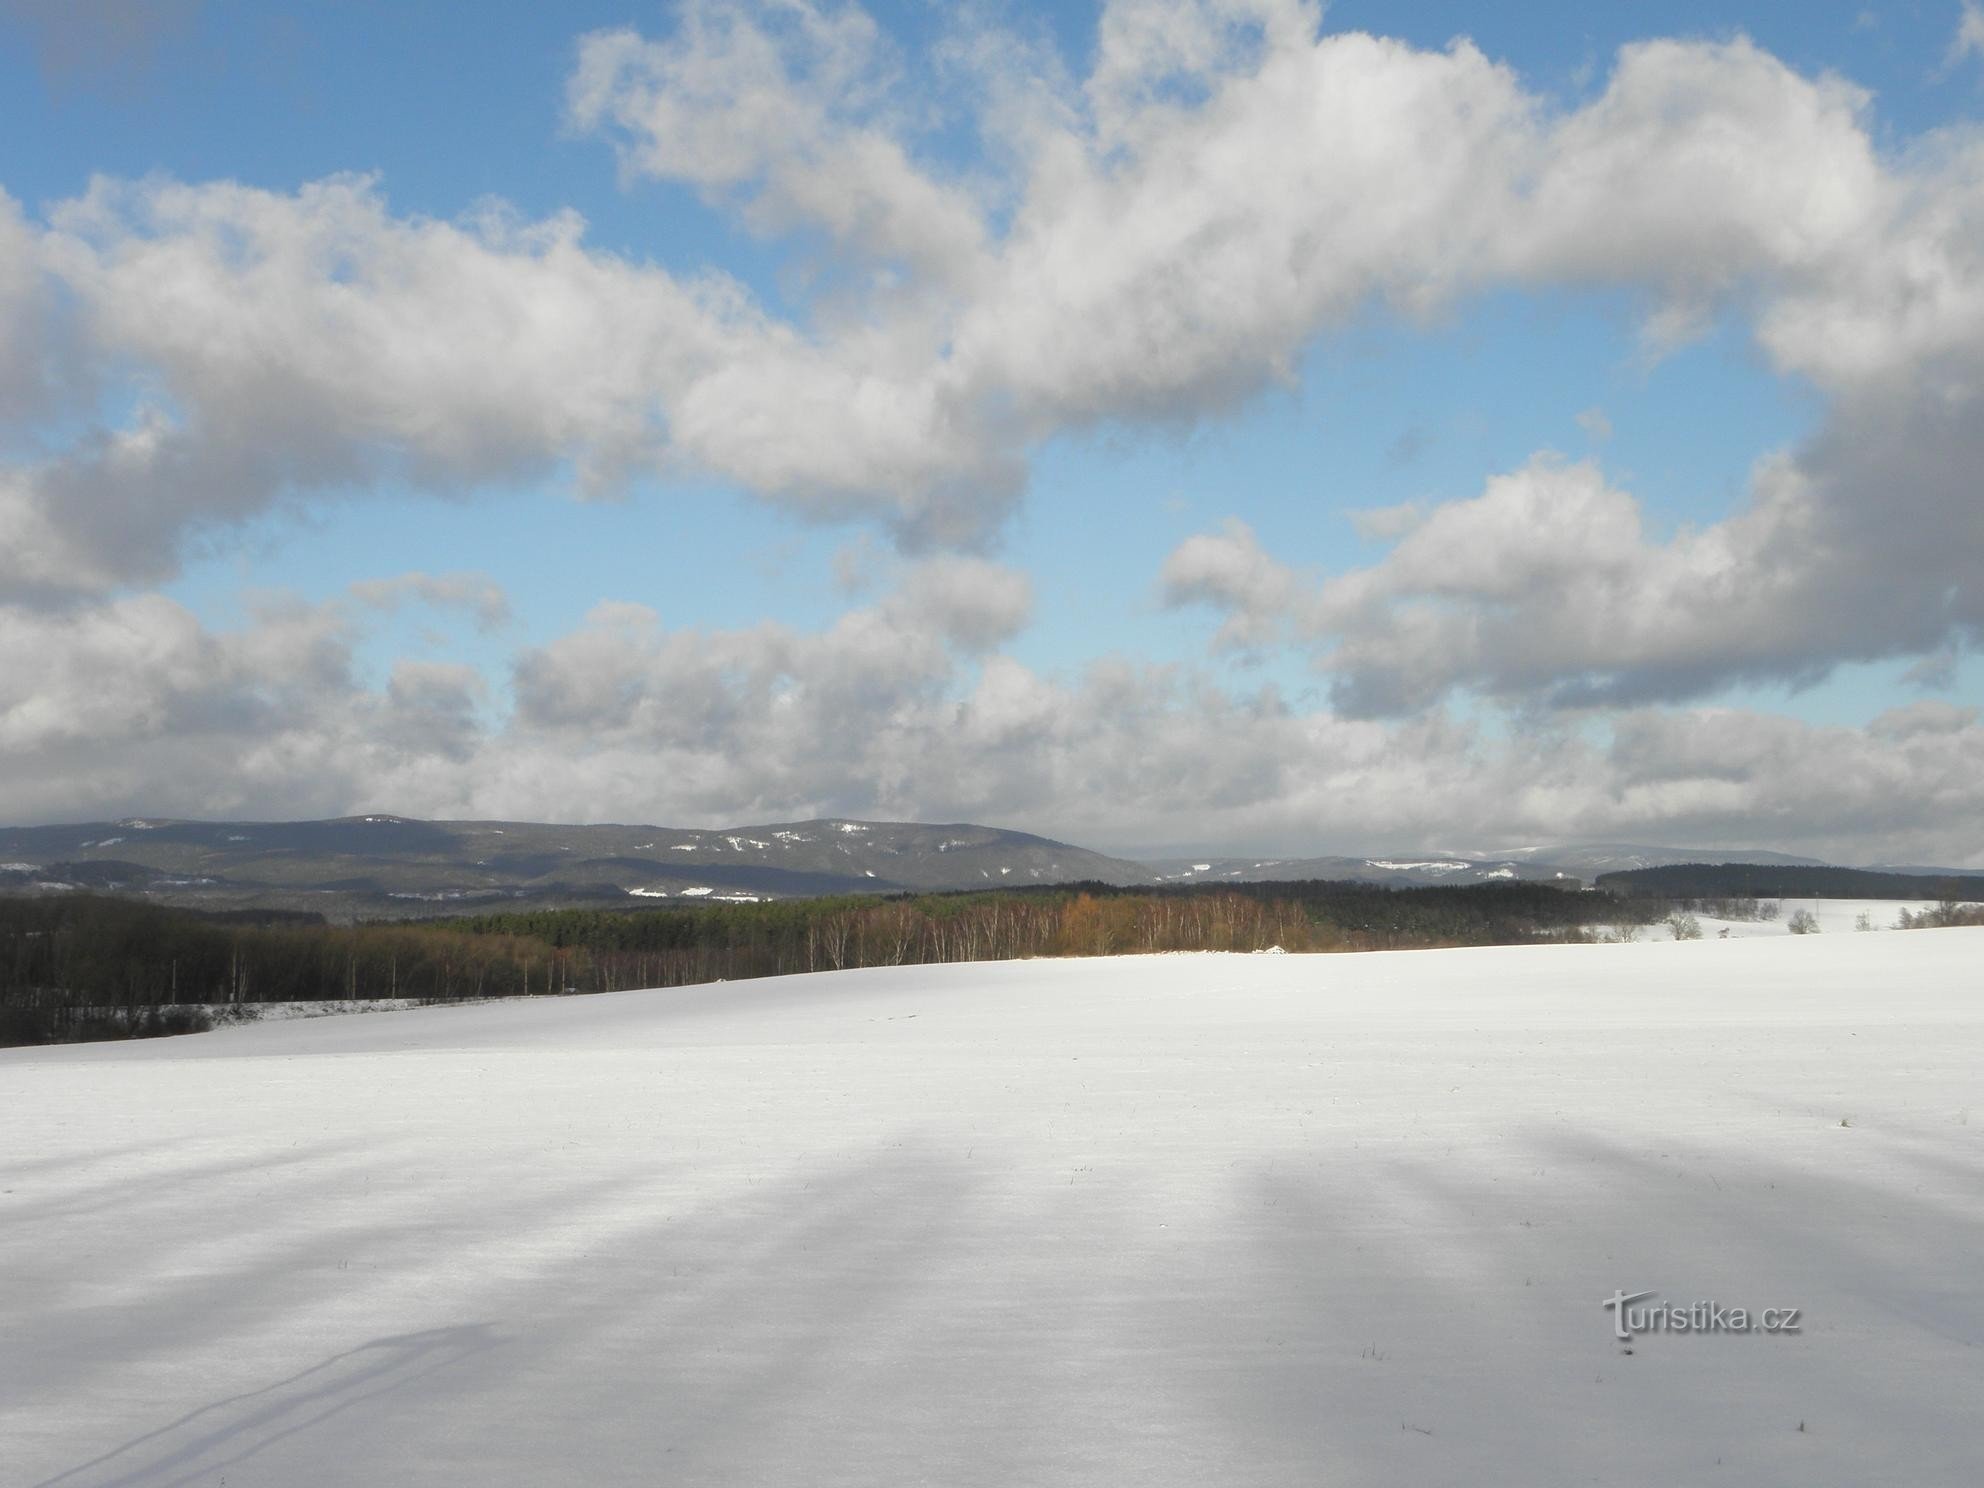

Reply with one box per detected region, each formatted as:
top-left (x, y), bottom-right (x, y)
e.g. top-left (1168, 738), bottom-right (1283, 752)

top-left (4, 879), bottom-right (1657, 1044)
top-left (1596, 864), bottom-right (1984, 900)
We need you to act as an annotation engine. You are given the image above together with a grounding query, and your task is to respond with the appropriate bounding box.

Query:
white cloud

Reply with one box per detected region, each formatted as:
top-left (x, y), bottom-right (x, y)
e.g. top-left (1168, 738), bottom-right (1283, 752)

top-left (1509, 39), bottom-right (1882, 309)
top-left (350, 572), bottom-right (512, 631)
top-left (1950, 3), bottom-right (1984, 71)
top-left (1901, 648), bottom-right (1961, 691)
top-left (1169, 418), bottom-right (1984, 715)
top-left (568, 6), bottom-right (988, 287)
top-left (3, 585), bottom-right (1982, 867)
top-left (1159, 518), bottom-right (1303, 650)
top-left (5, 9), bottom-right (1967, 700)
top-left (0, 190), bottom-right (60, 421)
top-left (1347, 503), bottom-right (1423, 541)
top-left (886, 555), bottom-right (1033, 652)
top-left (4, 171), bottom-right (1022, 602)
top-left (1, 11), bottom-right (1977, 647)
top-left (0, 15), bottom-right (1877, 595)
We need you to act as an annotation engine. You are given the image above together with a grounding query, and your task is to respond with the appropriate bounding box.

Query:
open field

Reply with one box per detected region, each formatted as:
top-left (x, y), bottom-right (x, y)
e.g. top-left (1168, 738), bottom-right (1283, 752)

top-left (4, 931), bottom-right (1981, 1486)
top-left (1624, 898), bottom-right (1950, 940)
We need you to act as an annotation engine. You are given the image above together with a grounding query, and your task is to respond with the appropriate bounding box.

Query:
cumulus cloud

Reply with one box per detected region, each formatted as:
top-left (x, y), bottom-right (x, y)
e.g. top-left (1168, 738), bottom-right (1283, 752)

top-left (505, 556), bottom-right (1030, 796)
top-left (563, 8), bottom-right (1984, 708)
top-left (568, 5), bottom-right (988, 286)
top-left (378, 661), bottom-right (489, 763)
top-left (885, 555), bottom-right (1033, 652)
top-left (1159, 519), bottom-right (1304, 650)
top-left (2, 171), bottom-right (1020, 603)
top-left (0, 592), bottom-right (363, 818)
top-left (1169, 410), bottom-right (1982, 713)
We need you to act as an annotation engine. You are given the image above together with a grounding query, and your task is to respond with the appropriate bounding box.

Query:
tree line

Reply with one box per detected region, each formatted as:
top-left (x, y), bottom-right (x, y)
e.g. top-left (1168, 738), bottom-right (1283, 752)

top-left (1596, 864), bottom-right (1984, 901)
top-left (2, 879), bottom-right (1655, 1045)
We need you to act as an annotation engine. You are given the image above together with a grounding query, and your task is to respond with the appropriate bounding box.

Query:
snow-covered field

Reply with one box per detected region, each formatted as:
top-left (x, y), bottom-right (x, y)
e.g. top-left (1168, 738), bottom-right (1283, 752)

top-left (1624, 898), bottom-right (1950, 941)
top-left (4, 931), bottom-right (1981, 1486)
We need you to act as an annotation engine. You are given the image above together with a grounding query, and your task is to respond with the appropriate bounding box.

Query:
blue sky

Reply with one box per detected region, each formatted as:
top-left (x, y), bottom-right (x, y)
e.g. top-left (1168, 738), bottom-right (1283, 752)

top-left (2, 0), bottom-right (1982, 860)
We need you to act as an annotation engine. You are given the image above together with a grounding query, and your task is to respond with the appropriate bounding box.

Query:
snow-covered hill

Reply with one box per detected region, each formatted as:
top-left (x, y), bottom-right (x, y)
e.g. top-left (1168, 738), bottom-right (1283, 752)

top-left (0, 814), bottom-right (1156, 915)
top-left (5, 931), bottom-right (1979, 1485)
top-left (1145, 853), bottom-right (1573, 885)
top-left (1145, 841), bottom-right (1829, 888)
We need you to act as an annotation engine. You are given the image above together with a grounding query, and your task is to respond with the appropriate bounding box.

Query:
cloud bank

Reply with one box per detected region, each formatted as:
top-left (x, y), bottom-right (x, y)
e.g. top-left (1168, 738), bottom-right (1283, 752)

top-left (2, 572), bottom-right (1980, 863)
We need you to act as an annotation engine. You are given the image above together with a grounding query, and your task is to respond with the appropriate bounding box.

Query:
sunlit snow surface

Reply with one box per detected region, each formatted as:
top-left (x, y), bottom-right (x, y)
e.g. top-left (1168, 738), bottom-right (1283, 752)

top-left (4, 932), bottom-right (1982, 1486)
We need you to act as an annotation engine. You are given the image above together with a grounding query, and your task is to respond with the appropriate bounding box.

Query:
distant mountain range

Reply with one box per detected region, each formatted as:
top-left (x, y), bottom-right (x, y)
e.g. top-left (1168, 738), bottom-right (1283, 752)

top-left (1145, 842), bottom-right (1828, 888)
top-left (0, 815), bottom-right (1962, 919)
top-left (0, 815), bottom-right (1153, 918)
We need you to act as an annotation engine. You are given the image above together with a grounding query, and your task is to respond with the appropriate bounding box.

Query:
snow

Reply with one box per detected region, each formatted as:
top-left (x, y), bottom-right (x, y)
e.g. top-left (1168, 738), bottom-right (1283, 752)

top-left (679, 886), bottom-right (713, 896)
top-left (202, 999), bottom-right (454, 1024)
top-left (240, 999), bottom-right (440, 1021)
top-left (4, 931), bottom-right (1982, 1486)
top-left (1768, 897), bottom-right (1951, 934)
top-left (1635, 899), bottom-right (1955, 941)
top-left (1367, 859), bottom-right (1473, 872)
top-left (0, 862), bottom-right (38, 872)
top-left (626, 887), bottom-right (668, 898)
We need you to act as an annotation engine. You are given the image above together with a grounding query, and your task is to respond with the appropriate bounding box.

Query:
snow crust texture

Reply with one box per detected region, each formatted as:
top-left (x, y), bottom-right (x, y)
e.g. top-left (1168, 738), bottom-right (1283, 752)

top-left (4, 931), bottom-right (1981, 1486)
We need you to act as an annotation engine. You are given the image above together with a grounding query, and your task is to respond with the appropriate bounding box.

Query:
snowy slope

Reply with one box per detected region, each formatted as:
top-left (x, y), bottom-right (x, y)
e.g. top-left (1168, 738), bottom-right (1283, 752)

top-left (4, 932), bottom-right (1982, 1486)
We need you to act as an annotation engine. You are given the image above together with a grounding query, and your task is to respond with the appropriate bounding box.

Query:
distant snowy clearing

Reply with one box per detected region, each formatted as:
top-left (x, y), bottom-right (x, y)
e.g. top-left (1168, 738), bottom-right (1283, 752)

top-left (4, 932), bottom-right (1981, 1486)
top-left (1619, 898), bottom-right (1953, 941)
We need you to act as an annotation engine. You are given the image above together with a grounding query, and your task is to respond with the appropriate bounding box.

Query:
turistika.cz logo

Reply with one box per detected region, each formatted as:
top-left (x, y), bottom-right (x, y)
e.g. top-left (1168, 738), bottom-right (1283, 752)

top-left (1603, 1290), bottom-right (1802, 1341)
